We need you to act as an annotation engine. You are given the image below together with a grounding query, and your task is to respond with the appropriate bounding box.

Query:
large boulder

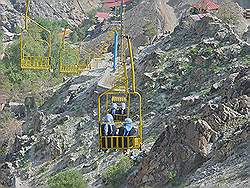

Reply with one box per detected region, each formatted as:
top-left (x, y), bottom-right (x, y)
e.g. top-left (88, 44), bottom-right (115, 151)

top-left (128, 117), bottom-right (217, 187)
top-left (0, 162), bottom-right (16, 187)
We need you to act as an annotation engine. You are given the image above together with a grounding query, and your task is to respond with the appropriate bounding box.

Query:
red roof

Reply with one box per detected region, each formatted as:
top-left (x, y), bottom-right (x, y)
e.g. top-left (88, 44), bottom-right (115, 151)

top-left (192, 0), bottom-right (219, 11)
top-left (103, 0), bottom-right (132, 8)
top-left (95, 12), bottom-right (110, 19)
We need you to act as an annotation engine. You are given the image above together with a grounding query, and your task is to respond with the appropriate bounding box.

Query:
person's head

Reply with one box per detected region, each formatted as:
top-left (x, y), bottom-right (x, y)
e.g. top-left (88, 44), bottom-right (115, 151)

top-left (124, 118), bottom-right (132, 124)
top-left (112, 103), bottom-right (118, 109)
top-left (105, 114), bottom-right (114, 123)
top-left (121, 103), bottom-right (126, 110)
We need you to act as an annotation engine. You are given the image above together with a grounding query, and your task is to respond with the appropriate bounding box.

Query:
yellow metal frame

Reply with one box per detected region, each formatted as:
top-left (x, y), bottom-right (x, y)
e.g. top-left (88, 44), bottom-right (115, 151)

top-left (97, 35), bottom-right (143, 151)
top-left (112, 96), bottom-right (127, 103)
top-left (59, 28), bottom-right (81, 74)
top-left (98, 89), bottom-right (143, 150)
top-left (20, 0), bottom-right (52, 71)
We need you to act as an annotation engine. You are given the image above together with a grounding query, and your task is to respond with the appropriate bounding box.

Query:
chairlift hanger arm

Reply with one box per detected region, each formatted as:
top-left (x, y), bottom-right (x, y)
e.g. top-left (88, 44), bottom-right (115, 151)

top-left (25, 0), bottom-right (30, 29)
top-left (123, 35), bottom-right (136, 92)
top-left (23, 16), bottom-right (52, 34)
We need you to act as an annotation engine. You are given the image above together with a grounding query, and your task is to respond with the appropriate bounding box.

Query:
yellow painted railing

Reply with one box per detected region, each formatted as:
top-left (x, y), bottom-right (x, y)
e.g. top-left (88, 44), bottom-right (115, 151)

top-left (59, 28), bottom-right (81, 74)
top-left (20, 16), bottom-right (52, 71)
top-left (98, 89), bottom-right (143, 151)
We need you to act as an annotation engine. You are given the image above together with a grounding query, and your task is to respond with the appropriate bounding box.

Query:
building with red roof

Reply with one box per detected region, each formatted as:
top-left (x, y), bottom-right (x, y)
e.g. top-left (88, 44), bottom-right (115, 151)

top-left (192, 0), bottom-right (220, 13)
top-left (95, 12), bottom-right (111, 21)
top-left (103, 0), bottom-right (131, 8)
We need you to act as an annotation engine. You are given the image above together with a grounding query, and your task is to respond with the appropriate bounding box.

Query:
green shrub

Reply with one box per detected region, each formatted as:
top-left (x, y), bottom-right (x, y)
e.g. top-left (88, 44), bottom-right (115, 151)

top-left (164, 170), bottom-right (186, 187)
top-left (189, 47), bottom-right (198, 57)
top-left (34, 17), bottom-right (68, 70)
top-left (180, 62), bottom-right (193, 72)
top-left (243, 55), bottom-right (250, 65)
top-left (35, 17), bottom-right (68, 35)
top-left (69, 32), bottom-right (79, 43)
top-left (0, 146), bottom-right (7, 156)
top-left (204, 47), bottom-right (213, 56)
top-left (48, 169), bottom-right (87, 188)
top-left (167, 170), bottom-right (177, 180)
top-left (211, 65), bottom-right (224, 73)
top-left (102, 156), bottom-right (134, 187)
top-left (143, 21), bottom-right (158, 37)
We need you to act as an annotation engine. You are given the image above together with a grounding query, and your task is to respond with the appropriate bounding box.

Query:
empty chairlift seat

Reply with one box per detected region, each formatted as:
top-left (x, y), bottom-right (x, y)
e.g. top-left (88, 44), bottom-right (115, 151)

top-left (20, 17), bottom-right (52, 71)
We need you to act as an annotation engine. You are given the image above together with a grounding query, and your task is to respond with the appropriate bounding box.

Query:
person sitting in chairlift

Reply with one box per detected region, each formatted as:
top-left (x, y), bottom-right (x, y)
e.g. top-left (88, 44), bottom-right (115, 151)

top-left (118, 118), bottom-right (135, 148)
top-left (117, 103), bottom-right (127, 121)
top-left (110, 103), bottom-right (120, 121)
top-left (102, 114), bottom-right (116, 136)
top-left (110, 103), bottom-right (118, 115)
top-left (123, 117), bottom-right (133, 136)
top-left (119, 103), bottom-right (127, 115)
top-left (101, 114), bottom-right (116, 149)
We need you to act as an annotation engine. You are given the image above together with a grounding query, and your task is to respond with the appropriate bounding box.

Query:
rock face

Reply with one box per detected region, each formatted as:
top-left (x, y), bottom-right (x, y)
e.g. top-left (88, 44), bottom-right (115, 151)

top-left (0, 0), bottom-right (99, 44)
top-left (0, 162), bottom-right (16, 187)
top-left (0, 0), bottom-right (21, 34)
top-left (124, 0), bottom-right (178, 45)
top-left (128, 118), bottom-right (217, 187)
top-left (10, 0), bottom-right (100, 26)
top-left (83, 0), bottom-right (179, 54)
top-left (127, 14), bottom-right (250, 187)
top-left (187, 122), bottom-right (249, 188)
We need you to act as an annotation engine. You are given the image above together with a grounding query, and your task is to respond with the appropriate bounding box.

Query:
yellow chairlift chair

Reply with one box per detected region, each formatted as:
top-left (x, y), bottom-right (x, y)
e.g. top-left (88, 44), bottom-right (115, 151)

top-left (97, 35), bottom-right (143, 151)
top-left (20, 16), bottom-right (52, 71)
top-left (59, 28), bottom-right (81, 74)
top-left (20, 0), bottom-right (52, 71)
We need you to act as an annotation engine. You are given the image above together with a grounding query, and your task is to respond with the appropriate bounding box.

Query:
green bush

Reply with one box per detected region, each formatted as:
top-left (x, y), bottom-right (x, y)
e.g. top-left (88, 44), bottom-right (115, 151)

top-left (70, 32), bottom-right (79, 43)
top-left (180, 62), bottom-right (193, 72)
top-left (2, 17), bottom-right (67, 80)
top-left (243, 55), bottom-right (250, 65)
top-left (189, 47), bottom-right (198, 57)
top-left (102, 156), bottom-right (134, 187)
top-left (35, 17), bottom-right (68, 35)
top-left (0, 146), bottom-right (7, 156)
top-left (167, 170), bottom-right (177, 180)
top-left (61, 43), bottom-right (80, 66)
top-left (48, 169), bottom-right (87, 188)
top-left (143, 21), bottom-right (158, 37)
top-left (0, 110), bottom-right (12, 126)
top-left (204, 47), bottom-right (213, 56)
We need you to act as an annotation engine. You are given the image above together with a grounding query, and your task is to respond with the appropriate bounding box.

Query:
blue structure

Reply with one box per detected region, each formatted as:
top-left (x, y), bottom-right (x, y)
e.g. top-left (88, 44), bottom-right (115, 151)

top-left (120, 0), bottom-right (124, 18)
top-left (113, 31), bottom-right (119, 70)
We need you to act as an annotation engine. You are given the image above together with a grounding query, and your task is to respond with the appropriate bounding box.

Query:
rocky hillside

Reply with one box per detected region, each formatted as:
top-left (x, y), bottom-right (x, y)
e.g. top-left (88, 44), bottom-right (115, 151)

top-left (1, 0), bottom-right (100, 26)
top-left (0, 1), bottom-right (249, 188)
top-left (124, 0), bottom-right (178, 46)
top-left (127, 13), bottom-right (250, 187)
